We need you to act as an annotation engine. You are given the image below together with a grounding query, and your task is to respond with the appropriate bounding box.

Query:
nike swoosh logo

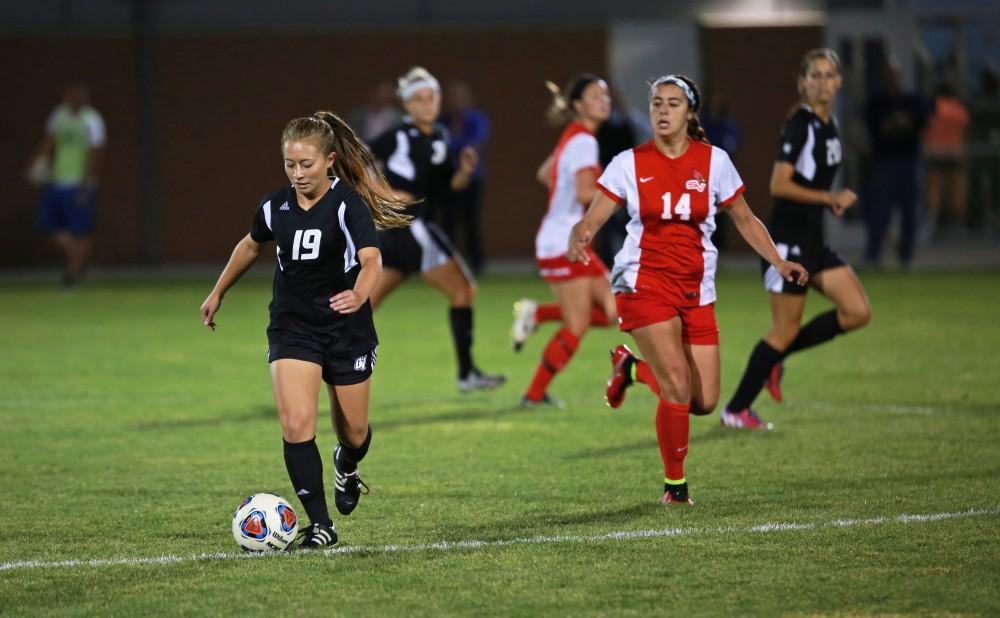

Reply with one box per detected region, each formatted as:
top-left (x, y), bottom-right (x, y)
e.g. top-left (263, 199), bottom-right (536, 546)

top-left (639, 176), bottom-right (654, 183)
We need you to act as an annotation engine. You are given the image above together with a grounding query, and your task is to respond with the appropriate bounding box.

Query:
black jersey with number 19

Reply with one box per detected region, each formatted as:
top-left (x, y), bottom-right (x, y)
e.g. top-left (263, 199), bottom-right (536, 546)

top-left (770, 104), bottom-right (843, 243)
top-left (249, 177), bottom-right (379, 354)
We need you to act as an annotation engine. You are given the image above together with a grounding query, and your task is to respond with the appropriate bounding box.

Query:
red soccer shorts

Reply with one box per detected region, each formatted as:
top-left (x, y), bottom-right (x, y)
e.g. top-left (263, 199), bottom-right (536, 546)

top-left (536, 249), bottom-right (608, 283)
top-left (615, 289), bottom-right (719, 345)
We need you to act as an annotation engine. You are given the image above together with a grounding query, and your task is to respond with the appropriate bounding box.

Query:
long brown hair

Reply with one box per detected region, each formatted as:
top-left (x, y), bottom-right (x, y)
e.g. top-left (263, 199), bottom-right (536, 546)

top-left (648, 74), bottom-right (710, 144)
top-left (281, 111), bottom-right (411, 229)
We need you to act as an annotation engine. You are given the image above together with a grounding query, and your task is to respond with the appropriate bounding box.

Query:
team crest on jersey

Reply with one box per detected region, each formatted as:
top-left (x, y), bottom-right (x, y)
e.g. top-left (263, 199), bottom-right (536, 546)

top-left (685, 170), bottom-right (706, 193)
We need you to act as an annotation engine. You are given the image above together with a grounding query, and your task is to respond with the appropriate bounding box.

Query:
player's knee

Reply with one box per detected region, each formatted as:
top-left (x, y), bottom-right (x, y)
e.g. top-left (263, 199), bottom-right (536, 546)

top-left (279, 408), bottom-right (315, 442)
top-left (658, 368), bottom-right (691, 402)
top-left (563, 312), bottom-right (590, 336)
top-left (690, 394), bottom-right (718, 416)
top-left (841, 303), bottom-right (872, 331)
top-left (450, 282), bottom-right (475, 306)
top-left (769, 325), bottom-right (800, 350)
top-left (341, 422), bottom-right (368, 448)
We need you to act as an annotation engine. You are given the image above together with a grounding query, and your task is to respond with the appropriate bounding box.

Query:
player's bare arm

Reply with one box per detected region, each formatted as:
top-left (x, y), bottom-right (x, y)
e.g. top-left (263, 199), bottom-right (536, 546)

top-left (200, 234), bottom-right (263, 330)
top-left (727, 196), bottom-right (808, 285)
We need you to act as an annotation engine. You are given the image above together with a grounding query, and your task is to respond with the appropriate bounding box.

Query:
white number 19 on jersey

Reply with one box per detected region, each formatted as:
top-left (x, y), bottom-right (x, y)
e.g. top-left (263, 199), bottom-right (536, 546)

top-left (292, 229), bottom-right (321, 260)
top-left (661, 192), bottom-right (692, 221)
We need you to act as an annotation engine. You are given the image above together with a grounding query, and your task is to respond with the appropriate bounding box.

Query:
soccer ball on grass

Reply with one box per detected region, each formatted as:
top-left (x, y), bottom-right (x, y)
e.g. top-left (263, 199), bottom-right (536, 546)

top-left (231, 493), bottom-right (298, 552)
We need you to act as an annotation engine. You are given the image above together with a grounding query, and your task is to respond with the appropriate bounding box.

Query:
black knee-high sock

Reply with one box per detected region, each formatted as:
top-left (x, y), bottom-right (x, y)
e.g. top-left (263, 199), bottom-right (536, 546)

top-left (283, 438), bottom-right (332, 526)
top-left (727, 340), bottom-right (783, 411)
top-left (783, 310), bottom-right (845, 357)
top-left (449, 307), bottom-right (474, 379)
top-left (335, 426), bottom-right (372, 474)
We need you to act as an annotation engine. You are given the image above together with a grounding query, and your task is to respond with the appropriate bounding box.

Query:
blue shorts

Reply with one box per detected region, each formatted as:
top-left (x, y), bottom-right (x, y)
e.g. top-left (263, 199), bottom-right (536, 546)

top-left (36, 185), bottom-right (97, 235)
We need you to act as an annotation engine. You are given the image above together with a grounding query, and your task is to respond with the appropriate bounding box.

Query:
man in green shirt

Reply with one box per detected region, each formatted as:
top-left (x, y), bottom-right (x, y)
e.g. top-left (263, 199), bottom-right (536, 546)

top-left (27, 84), bottom-right (105, 287)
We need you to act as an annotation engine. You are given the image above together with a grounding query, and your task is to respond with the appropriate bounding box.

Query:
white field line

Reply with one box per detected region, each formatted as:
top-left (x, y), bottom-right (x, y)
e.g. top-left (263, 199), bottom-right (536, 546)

top-left (1, 506), bottom-right (997, 574)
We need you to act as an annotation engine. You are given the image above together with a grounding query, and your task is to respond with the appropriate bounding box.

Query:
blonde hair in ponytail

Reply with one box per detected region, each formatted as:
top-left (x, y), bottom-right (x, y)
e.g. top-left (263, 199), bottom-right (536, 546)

top-left (281, 112), bottom-right (411, 230)
top-left (544, 73), bottom-right (605, 127)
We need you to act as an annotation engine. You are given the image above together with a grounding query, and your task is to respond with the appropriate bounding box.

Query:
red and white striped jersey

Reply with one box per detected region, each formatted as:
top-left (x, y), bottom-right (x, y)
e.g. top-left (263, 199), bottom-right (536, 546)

top-left (535, 122), bottom-right (600, 259)
top-left (596, 138), bottom-right (745, 306)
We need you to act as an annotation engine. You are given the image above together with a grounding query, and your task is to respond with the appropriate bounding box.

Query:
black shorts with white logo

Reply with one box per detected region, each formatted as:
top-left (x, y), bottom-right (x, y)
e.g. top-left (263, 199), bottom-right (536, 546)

top-left (760, 238), bottom-right (846, 295)
top-left (267, 337), bottom-right (377, 386)
top-left (379, 218), bottom-right (456, 276)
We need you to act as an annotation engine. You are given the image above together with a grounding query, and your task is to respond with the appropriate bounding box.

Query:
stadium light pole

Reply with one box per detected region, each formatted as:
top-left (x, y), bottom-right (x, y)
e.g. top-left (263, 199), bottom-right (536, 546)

top-left (130, 0), bottom-right (161, 264)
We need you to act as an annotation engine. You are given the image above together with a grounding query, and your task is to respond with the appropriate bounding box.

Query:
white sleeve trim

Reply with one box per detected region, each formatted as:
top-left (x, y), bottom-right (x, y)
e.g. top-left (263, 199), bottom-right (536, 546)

top-left (337, 201), bottom-right (358, 273)
top-left (387, 130), bottom-right (416, 181)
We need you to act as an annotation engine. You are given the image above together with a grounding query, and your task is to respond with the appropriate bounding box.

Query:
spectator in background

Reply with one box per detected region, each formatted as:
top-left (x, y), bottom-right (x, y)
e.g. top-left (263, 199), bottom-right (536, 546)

top-left (863, 58), bottom-right (927, 269)
top-left (439, 81), bottom-right (489, 273)
top-left (702, 92), bottom-right (742, 251)
top-left (593, 88), bottom-right (648, 268)
top-left (702, 93), bottom-right (742, 159)
top-left (924, 81), bottom-right (970, 235)
top-left (348, 82), bottom-right (402, 142)
top-left (25, 84), bottom-right (105, 288)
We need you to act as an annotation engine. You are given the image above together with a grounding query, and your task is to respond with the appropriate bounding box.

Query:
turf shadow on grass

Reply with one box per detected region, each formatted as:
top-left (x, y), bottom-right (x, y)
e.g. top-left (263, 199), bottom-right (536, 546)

top-left (130, 405), bottom-right (274, 430)
top-left (375, 403), bottom-right (536, 432)
top-left (420, 502), bottom-right (656, 540)
top-left (561, 426), bottom-right (774, 460)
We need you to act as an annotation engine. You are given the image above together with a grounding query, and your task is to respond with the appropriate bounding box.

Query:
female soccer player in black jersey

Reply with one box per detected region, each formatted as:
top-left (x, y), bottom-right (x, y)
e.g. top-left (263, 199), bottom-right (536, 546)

top-left (720, 49), bottom-right (871, 429)
top-left (368, 67), bottom-right (505, 393)
top-left (200, 112), bottom-right (409, 548)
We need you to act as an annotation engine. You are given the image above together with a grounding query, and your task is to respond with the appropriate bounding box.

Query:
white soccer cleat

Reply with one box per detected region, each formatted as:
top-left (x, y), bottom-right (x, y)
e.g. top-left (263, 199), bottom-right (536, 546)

top-left (458, 369), bottom-right (507, 392)
top-left (511, 298), bottom-right (538, 352)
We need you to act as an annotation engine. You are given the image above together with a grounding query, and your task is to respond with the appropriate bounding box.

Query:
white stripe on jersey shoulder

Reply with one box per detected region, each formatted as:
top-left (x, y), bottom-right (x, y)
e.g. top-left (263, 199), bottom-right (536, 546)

top-left (263, 200), bottom-right (272, 231)
top-left (387, 130), bottom-right (416, 181)
top-left (795, 122), bottom-right (817, 181)
top-left (330, 177), bottom-right (340, 191)
top-left (337, 201), bottom-right (358, 273)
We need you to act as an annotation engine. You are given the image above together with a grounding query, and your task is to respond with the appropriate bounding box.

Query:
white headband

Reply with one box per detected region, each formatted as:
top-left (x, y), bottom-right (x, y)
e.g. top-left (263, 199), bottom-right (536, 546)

top-left (650, 75), bottom-right (698, 110)
top-left (399, 77), bottom-right (440, 101)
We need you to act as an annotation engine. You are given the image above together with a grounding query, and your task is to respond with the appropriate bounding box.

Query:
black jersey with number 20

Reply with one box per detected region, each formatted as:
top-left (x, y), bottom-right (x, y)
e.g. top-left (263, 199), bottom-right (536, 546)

top-left (770, 104), bottom-right (843, 243)
top-left (249, 177), bottom-right (379, 353)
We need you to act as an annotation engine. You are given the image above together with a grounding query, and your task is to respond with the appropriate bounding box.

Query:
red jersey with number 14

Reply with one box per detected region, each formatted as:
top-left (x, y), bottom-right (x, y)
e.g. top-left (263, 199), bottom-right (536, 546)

top-left (596, 138), bottom-right (745, 307)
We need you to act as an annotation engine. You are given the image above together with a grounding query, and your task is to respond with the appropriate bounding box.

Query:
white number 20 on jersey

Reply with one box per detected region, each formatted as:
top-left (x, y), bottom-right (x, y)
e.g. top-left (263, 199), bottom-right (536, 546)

top-left (661, 192), bottom-right (692, 221)
top-left (292, 229), bottom-right (322, 260)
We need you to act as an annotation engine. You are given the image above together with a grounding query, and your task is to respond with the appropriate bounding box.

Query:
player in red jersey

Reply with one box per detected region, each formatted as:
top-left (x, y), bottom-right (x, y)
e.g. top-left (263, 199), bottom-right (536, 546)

top-left (567, 75), bottom-right (807, 505)
top-left (514, 74), bottom-right (617, 408)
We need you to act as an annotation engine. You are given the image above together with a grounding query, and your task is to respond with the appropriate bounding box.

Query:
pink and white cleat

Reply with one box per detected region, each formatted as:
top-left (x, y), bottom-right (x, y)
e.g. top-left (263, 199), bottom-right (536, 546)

top-left (719, 407), bottom-right (774, 430)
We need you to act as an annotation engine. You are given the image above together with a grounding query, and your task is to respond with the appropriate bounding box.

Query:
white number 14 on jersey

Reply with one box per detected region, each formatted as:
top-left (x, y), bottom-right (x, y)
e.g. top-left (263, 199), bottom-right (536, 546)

top-left (661, 192), bottom-right (692, 221)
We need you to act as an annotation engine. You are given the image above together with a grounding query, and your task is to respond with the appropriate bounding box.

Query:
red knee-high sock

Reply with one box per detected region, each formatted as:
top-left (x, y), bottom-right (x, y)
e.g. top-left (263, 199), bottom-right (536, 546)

top-left (590, 305), bottom-right (610, 327)
top-left (526, 327), bottom-right (580, 401)
top-left (535, 303), bottom-right (562, 324)
top-left (655, 400), bottom-right (690, 483)
top-left (536, 303), bottom-right (608, 327)
top-left (634, 360), bottom-right (661, 397)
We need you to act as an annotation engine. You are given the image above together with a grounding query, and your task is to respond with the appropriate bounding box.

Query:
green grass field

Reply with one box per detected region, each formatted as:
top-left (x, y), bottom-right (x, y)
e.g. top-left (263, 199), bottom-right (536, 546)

top-left (1, 269), bottom-right (998, 616)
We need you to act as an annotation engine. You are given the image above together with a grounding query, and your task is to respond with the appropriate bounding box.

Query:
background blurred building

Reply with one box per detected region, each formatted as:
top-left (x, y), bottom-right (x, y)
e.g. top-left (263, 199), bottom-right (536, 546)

top-left (1, 0), bottom-right (996, 268)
